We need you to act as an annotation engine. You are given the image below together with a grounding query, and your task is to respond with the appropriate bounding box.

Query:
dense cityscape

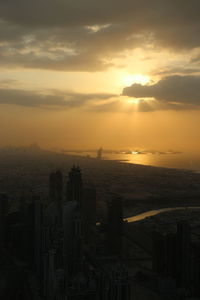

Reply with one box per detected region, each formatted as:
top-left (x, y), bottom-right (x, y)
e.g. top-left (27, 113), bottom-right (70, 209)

top-left (1, 147), bottom-right (200, 299)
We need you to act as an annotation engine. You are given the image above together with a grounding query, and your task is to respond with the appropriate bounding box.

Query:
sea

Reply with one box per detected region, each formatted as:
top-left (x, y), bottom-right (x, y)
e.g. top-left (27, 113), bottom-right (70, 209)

top-left (65, 150), bottom-right (200, 172)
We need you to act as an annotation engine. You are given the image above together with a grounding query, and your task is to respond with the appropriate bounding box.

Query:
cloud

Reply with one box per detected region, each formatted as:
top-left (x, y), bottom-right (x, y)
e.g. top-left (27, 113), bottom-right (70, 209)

top-left (0, 88), bottom-right (116, 108)
top-left (152, 67), bottom-right (200, 77)
top-left (1, 1), bottom-right (200, 71)
top-left (0, 84), bottom-right (196, 113)
top-left (0, 50), bottom-right (113, 72)
top-left (123, 75), bottom-right (200, 107)
top-left (0, 78), bottom-right (20, 87)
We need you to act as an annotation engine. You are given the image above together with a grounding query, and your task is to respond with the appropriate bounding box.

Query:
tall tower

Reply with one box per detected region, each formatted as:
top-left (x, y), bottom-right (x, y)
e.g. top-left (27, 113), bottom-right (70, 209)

top-left (82, 187), bottom-right (97, 244)
top-left (49, 170), bottom-right (63, 226)
top-left (49, 170), bottom-right (63, 203)
top-left (55, 170), bottom-right (63, 202)
top-left (96, 147), bottom-right (103, 159)
top-left (49, 172), bottom-right (56, 201)
top-left (107, 197), bottom-right (123, 256)
top-left (165, 232), bottom-right (178, 279)
top-left (177, 220), bottom-right (191, 286)
top-left (66, 166), bottom-right (82, 207)
top-left (0, 194), bottom-right (8, 249)
top-left (152, 231), bottom-right (165, 275)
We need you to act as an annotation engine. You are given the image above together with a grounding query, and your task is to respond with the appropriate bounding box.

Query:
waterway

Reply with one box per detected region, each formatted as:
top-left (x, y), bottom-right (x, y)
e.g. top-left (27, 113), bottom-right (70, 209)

top-left (66, 150), bottom-right (200, 171)
top-left (125, 206), bottom-right (200, 223)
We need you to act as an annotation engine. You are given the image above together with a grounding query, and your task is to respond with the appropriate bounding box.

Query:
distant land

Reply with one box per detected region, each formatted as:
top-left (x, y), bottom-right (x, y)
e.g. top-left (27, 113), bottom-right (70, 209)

top-left (0, 145), bottom-right (200, 221)
top-left (56, 147), bottom-right (182, 155)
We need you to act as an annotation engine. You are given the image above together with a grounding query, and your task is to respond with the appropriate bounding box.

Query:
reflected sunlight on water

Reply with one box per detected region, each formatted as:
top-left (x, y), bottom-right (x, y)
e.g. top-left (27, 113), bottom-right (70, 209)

top-left (125, 207), bottom-right (200, 223)
top-left (66, 151), bottom-right (200, 171)
top-left (103, 152), bottom-right (200, 171)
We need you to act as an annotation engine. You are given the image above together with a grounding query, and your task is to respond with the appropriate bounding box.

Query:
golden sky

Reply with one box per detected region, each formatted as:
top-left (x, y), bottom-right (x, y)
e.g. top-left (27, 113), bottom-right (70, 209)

top-left (0, 0), bottom-right (200, 151)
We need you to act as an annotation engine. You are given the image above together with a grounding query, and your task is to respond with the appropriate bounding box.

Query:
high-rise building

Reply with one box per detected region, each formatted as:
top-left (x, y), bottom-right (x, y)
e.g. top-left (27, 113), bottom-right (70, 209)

top-left (49, 170), bottom-right (63, 203)
top-left (152, 220), bottom-right (191, 288)
top-left (152, 232), bottom-right (166, 275)
top-left (108, 265), bottom-right (131, 300)
top-left (49, 170), bottom-right (63, 225)
top-left (63, 166), bottom-right (85, 277)
top-left (66, 166), bottom-right (82, 208)
top-left (33, 196), bottom-right (43, 277)
top-left (191, 243), bottom-right (200, 297)
top-left (107, 197), bottom-right (123, 256)
top-left (82, 187), bottom-right (96, 243)
top-left (96, 148), bottom-right (103, 160)
top-left (0, 193), bottom-right (8, 249)
top-left (165, 232), bottom-right (178, 279)
top-left (177, 220), bottom-right (191, 286)
top-left (97, 265), bottom-right (131, 300)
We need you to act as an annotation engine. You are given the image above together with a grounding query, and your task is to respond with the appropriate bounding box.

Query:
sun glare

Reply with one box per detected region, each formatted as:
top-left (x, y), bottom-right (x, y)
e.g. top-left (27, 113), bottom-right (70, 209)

top-left (129, 98), bottom-right (140, 104)
top-left (122, 74), bottom-right (150, 86)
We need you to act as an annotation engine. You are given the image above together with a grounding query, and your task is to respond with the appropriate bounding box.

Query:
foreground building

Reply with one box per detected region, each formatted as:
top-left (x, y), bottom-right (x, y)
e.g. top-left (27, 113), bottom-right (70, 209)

top-left (38, 166), bottom-right (131, 300)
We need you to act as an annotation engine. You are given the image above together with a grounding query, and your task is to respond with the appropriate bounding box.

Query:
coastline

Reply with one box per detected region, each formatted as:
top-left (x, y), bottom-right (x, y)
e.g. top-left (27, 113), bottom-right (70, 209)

top-left (1, 148), bottom-right (200, 218)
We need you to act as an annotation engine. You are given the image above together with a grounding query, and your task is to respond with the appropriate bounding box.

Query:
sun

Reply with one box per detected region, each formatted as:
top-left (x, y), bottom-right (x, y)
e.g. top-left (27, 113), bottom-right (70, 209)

top-left (128, 98), bottom-right (140, 104)
top-left (122, 73), bottom-right (150, 86)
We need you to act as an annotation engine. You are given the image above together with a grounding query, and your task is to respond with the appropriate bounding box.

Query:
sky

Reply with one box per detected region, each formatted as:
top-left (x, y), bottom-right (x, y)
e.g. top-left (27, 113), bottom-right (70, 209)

top-left (1, 0), bottom-right (200, 151)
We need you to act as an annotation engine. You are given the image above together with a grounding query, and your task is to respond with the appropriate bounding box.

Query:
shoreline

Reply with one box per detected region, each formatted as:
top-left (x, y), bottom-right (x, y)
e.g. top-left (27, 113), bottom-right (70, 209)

top-left (57, 150), bottom-right (199, 173)
top-left (1, 149), bottom-right (200, 216)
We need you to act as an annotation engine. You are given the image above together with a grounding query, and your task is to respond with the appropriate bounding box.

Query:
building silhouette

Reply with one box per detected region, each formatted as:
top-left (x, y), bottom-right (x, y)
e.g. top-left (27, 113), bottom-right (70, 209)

top-left (2, 166), bottom-right (132, 300)
top-left (152, 231), bottom-right (165, 275)
top-left (107, 197), bottom-right (123, 257)
top-left (0, 193), bottom-right (8, 249)
top-left (96, 148), bottom-right (103, 160)
top-left (66, 165), bottom-right (82, 207)
top-left (152, 220), bottom-right (191, 292)
top-left (49, 170), bottom-right (63, 203)
top-left (176, 220), bottom-right (191, 286)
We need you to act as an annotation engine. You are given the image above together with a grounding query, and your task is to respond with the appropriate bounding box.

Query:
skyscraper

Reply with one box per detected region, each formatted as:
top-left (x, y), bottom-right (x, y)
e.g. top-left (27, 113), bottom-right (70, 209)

top-left (49, 170), bottom-right (63, 203)
top-left (152, 231), bottom-right (165, 275)
top-left (82, 187), bottom-right (96, 243)
top-left (107, 197), bottom-right (123, 256)
top-left (96, 148), bottom-right (103, 160)
top-left (66, 166), bottom-right (82, 208)
top-left (0, 193), bottom-right (8, 249)
top-left (177, 220), bottom-right (191, 286)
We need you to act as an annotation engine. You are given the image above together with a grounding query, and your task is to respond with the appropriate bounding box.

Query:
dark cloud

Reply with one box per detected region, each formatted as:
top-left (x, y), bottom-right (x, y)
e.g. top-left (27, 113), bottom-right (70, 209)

top-left (190, 54), bottom-right (200, 64)
top-left (0, 88), bottom-right (116, 108)
top-left (2, 83), bottom-right (197, 113)
top-left (0, 50), bottom-right (112, 72)
top-left (0, 0), bottom-right (199, 32)
top-left (0, 1), bottom-right (200, 71)
top-left (152, 67), bottom-right (200, 77)
top-left (123, 75), bottom-right (200, 106)
top-left (0, 78), bottom-right (19, 87)
top-left (1, 76), bottom-right (199, 113)
top-left (0, 21), bottom-right (144, 71)
top-left (0, 1), bottom-right (157, 27)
